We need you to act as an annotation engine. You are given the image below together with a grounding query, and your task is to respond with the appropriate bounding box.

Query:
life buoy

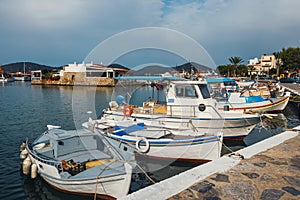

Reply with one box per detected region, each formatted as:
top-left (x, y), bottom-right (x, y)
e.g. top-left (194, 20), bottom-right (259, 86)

top-left (135, 137), bottom-right (150, 153)
top-left (123, 105), bottom-right (133, 117)
top-left (198, 103), bottom-right (206, 112)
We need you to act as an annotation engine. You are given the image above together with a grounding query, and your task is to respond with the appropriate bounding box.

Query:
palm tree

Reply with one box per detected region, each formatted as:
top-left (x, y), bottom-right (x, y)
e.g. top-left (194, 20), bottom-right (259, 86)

top-left (229, 56), bottom-right (244, 77)
top-left (273, 52), bottom-right (281, 77)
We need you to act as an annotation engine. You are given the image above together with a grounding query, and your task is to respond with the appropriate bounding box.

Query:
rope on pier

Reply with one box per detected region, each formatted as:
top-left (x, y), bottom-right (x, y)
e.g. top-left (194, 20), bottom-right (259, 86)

top-left (222, 141), bottom-right (245, 160)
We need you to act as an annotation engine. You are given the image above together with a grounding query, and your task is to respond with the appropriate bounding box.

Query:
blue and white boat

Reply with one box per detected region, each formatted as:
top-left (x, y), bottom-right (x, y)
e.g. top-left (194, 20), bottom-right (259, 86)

top-left (22, 127), bottom-right (135, 199)
top-left (84, 119), bottom-right (223, 164)
top-left (207, 78), bottom-right (290, 113)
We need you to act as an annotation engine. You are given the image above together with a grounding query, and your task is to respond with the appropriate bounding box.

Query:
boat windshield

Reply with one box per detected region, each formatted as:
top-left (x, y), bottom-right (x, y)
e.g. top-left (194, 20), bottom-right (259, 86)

top-left (197, 84), bottom-right (211, 99)
top-left (175, 85), bottom-right (198, 98)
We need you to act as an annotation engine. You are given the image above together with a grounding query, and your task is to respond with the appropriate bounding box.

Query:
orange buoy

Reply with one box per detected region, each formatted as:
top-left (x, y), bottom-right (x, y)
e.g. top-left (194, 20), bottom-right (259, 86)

top-left (123, 105), bottom-right (133, 117)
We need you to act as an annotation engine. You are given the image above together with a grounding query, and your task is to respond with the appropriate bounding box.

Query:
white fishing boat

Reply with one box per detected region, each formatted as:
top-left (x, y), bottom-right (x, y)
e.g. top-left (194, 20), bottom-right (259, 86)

top-left (21, 127), bottom-right (135, 199)
top-left (102, 79), bottom-right (262, 139)
top-left (84, 119), bottom-right (223, 164)
top-left (12, 63), bottom-right (31, 81)
top-left (0, 74), bottom-right (14, 82)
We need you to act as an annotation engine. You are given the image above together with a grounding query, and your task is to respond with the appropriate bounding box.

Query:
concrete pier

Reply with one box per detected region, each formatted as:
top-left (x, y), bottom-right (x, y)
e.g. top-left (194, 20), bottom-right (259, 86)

top-left (120, 126), bottom-right (299, 200)
top-left (280, 83), bottom-right (300, 95)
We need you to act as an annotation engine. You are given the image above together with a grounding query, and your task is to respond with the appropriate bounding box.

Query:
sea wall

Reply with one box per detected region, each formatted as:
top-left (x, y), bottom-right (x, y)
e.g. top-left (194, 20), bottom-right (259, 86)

top-left (31, 72), bottom-right (116, 86)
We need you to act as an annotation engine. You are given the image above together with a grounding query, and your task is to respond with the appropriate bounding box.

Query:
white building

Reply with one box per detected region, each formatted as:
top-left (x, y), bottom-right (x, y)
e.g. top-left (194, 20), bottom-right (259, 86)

top-left (248, 55), bottom-right (277, 76)
top-left (60, 62), bottom-right (119, 78)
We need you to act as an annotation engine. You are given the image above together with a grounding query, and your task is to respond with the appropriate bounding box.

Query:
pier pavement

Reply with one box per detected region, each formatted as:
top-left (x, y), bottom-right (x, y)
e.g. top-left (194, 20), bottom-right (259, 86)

top-left (120, 127), bottom-right (299, 200)
top-left (280, 83), bottom-right (300, 95)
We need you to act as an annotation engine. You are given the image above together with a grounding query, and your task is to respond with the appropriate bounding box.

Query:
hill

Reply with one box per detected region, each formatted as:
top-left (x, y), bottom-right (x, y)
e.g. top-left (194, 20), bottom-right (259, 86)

top-left (1, 62), bottom-right (56, 73)
top-left (108, 63), bottom-right (130, 70)
top-left (125, 62), bottom-right (213, 76)
top-left (126, 65), bottom-right (173, 76)
top-left (174, 62), bottom-right (212, 73)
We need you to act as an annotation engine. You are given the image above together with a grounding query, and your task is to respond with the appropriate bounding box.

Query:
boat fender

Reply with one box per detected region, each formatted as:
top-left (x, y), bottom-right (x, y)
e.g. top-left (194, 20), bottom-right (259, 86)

top-left (20, 149), bottom-right (28, 160)
top-left (31, 163), bottom-right (38, 179)
top-left (20, 141), bottom-right (26, 152)
top-left (135, 137), bottom-right (150, 153)
top-left (22, 156), bottom-right (32, 175)
top-left (198, 104), bottom-right (206, 112)
top-left (33, 143), bottom-right (46, 150)
top-left (123, 105), bottom-right (133, 117)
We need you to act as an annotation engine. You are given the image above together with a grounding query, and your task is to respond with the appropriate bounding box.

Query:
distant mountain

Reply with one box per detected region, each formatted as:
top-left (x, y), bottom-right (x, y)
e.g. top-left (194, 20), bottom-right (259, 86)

top-left (0, 61), bottom-right (213, 75)
top-left (174, 62), bottom-right (212, 73)
top-left (126, 65), bottom-right (174, 76)
top-left (124, 62), bottom-right (213, 76)
top-left (1, 62), bottom-right (55, 73)
top-left (108, 63), bottom-right (129, 70)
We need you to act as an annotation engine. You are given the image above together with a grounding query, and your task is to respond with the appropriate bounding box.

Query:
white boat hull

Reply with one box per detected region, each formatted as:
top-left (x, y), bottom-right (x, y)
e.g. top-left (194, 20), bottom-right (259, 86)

top-left (106, 133), bottom-right (223, 162)
top-left (28, 155), bottom-right (132, 199)
top-left (102, 111), bottom-right (260, 139)
top-left (40, 164), bottom-right (132, 199)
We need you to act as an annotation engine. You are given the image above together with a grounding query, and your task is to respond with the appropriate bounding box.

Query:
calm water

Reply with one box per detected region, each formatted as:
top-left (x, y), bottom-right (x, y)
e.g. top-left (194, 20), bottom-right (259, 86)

top-left (0, 82), bottom-right (299, 200)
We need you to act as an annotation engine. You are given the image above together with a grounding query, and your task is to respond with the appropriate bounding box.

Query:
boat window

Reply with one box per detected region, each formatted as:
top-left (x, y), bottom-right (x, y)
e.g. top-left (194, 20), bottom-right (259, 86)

top-left (198, 84), bottom-right (211, 99)
top-left (185, 86), bottom-right (197, 97)
top-left (175, 85), bottom-right (197, 98)
top-left (176, 86), bottom-right (184, 97)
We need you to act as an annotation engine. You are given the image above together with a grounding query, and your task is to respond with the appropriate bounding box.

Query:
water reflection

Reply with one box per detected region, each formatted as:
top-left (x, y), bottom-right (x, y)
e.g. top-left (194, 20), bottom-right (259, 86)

top-left (23, 176), bottom-right (93, 200)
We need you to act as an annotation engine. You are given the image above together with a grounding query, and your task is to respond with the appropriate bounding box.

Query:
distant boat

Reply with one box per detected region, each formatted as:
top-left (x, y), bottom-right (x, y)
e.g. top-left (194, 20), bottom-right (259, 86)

top-left (0, 74), bottom-right (14, 82)
top-left (12, 74), bottom-right (31, 81)
top-left (12, 63), bottom-right (31, 81)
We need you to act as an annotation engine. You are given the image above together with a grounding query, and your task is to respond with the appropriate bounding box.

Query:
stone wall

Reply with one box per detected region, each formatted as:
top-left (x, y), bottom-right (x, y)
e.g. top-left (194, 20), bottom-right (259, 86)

top-left (31, 72), bottom-right (116, 86)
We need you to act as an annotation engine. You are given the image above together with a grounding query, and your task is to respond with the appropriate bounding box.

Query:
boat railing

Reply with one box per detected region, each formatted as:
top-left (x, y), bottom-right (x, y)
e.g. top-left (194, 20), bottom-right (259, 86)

top-left (26, 141), bottom-right (62, 170)
top-left (167, 104), bottom-right (223, 119)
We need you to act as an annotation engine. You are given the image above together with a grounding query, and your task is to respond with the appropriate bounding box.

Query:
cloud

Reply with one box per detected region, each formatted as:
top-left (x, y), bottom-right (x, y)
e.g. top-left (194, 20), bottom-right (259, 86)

top-left (0, 0), bottom-right (299, 66)
top-left (159, 0), bottom-right (300, 64)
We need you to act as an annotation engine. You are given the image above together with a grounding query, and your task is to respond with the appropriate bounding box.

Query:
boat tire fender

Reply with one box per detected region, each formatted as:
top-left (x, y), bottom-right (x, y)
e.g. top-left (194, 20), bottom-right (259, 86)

top-left (135, 137), bottom-right (150, 153)
top-left (198, 104), bottom-right (206, 112)
top-left (123, 105), bottom-right (133, 117)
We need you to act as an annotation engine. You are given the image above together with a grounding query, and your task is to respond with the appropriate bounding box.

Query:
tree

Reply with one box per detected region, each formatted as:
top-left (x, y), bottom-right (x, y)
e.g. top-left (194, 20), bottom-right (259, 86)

top-left (216, 64), bottom-right (232, 77)
top-left (273, 51), bottom-right (281, 76)
top-left (277, 47), bottom-right (300, 73)
top-left (236, 64), bottom-right (248, 77)
top-left (229, 56), bottom-right (244, 77)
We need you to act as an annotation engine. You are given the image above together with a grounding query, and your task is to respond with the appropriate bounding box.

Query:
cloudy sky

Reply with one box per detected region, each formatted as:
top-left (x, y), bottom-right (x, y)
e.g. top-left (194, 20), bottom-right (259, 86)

top-left (0, 0), bottom-right (299, 68)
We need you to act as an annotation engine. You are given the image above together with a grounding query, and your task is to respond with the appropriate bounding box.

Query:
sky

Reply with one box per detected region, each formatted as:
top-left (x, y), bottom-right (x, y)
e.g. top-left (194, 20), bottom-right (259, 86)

top-left (0, 0), bottom-right (299, 69)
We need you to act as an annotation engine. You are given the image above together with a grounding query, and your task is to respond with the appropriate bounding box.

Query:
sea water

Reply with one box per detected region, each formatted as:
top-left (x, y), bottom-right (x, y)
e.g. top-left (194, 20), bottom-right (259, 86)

top-left (0, 82), bottom-right (298, 200)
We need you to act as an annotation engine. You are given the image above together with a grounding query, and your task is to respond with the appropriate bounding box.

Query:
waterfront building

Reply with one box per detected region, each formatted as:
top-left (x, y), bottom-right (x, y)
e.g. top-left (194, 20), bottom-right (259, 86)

top-left (248, 54), bottom-right (277, 77)
top-left (31, 70), bottom-right (42, 81)
top-left (31, 62), bottom-right (128, 86)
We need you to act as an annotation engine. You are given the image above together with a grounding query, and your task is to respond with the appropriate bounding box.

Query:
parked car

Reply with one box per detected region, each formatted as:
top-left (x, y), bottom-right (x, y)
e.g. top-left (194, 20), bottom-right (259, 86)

top-left (279, 78), bottom-right (296, 83)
